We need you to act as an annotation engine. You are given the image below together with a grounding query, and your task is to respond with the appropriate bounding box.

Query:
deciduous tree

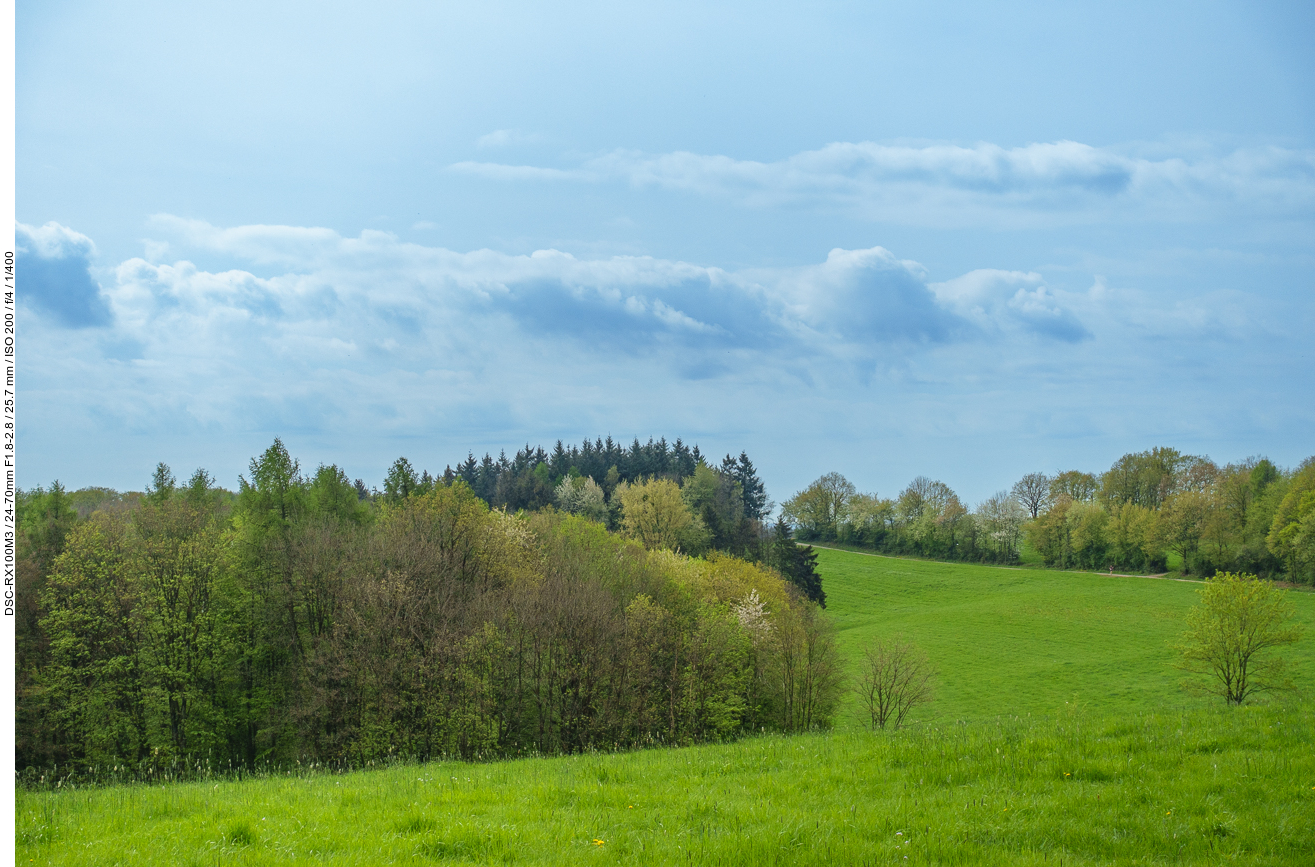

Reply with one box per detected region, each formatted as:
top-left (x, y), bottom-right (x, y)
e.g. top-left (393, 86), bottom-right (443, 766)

top-left (855, 636), bottom-right (934, 730)
top-left (782, 473), bottom-right (855, 541)
top-left (1049, 470), bottom-right (1099, 503)
top-left (1011, 472), bottom-right (1052, 518)
top-left (616, 477), bottom-right (709, 554)
top-left (1175, 571), bottom-right (1302, 705)
top-left (1267, 459), bottom-right (1315, 583)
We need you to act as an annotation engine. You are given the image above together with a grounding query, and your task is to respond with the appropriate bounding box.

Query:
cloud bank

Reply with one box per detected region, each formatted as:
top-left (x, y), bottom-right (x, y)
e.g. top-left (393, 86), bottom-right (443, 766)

top-left (18, 216), bottom-right (1098, 443)
top-left (42, 216), bottom-right (1091, 367)
top-left (451, 140), bottom-right (1315, 226)
top-left (18, 218), bottom-right (1310, 500)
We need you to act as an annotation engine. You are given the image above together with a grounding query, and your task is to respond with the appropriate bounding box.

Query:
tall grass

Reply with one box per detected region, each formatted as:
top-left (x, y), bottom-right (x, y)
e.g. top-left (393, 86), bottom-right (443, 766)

top-left (17, 704), bottom-right (1314, 865)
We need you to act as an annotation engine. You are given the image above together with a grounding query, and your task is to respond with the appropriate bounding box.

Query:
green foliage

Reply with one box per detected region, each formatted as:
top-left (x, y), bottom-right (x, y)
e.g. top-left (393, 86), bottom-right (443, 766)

top-left (786, 473), bottom-right (1018, 565)
top-left (1021, 452), bottom-right (1315, 580)
top-left (1176, 571), bottom-right (1303, 705)
top-left (382, 456), bottom-right (419, 503)
top-left (782, 472), bottom-right (855, 541)
top-left (19, 442), bottom-right (830, 774)
top-left (1027, 495), bottom-right (1165, 573)
top-left (617, 476), bottom-right (710, 555)
top-left (16, 481), bottom-right (78, 564)
top-left (722, 451), bottom-right (768, 521)
top-left (682, 461), bottom-right (760, 556)
top-left (1100, 446), bottom-right (1188, 509)
top-left (1267, 458), bottom-right (1315, 582)
top-left (1049, 469), bottom-right (1098, 503)
top-left (22, 439), bottom-right (1315, 786)
top-left (39, 512), bottom-right (148, 765)
top-left (399, 435), bottom-right (770, 553)
top-left (1156, 490), bottom-right (1210, 570)
top-left (239, 438), bottom-right (306, 527)
top-left (553, 473), bottom-right (608, 523)
top-left (307, 463), bottom-right (370, 524)
top-left (146, 462), bottom-right (176, 504)
top-left (17, 534), bottom-right (1315, 866)
top-left (66, 485), bottom-right (136, 518)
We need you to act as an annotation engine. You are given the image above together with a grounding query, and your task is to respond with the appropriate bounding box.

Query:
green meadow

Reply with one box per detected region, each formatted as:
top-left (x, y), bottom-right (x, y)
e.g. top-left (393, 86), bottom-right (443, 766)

top-left (816, 547), bottom-right (1315, 725)
top-left (17, 549), bottom-right (1315, 866)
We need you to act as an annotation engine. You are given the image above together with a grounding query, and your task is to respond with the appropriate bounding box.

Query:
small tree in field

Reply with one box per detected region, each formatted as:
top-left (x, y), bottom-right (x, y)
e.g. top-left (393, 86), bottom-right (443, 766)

top-left (855, 637), bottom-right (934, 729)
top-left (1176, 572), bottom-right (1302, 705)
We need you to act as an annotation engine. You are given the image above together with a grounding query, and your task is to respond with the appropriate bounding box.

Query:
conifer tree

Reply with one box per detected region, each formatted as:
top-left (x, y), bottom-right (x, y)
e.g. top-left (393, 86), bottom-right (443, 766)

top-left (773, 516), bottom-right (825, 607)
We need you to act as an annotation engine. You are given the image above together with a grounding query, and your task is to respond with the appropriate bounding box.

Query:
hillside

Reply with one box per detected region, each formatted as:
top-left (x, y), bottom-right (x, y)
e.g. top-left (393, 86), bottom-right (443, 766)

top-left (817, 546), bottom-right (1315, 724)
top-left (17, 549), bottom-right (1315, 865)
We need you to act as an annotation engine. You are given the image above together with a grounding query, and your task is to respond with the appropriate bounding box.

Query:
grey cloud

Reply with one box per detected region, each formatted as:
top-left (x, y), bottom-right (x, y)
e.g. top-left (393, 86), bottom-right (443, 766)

top-left (17, 223), bottom-right (112, 328)
top-left (788, 247), bottom-right (957, 344)
top-left (92, 220), bottom-right (1094, 400)
top-left (492, 277), bottom-right (732, 354)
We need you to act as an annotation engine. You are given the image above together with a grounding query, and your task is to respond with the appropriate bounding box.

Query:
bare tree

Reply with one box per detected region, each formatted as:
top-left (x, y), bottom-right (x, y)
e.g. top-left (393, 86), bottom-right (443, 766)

top-left (855, 637), bottom-right (935, 730)
top-left (1011, 472), bottom-right (1052, 519)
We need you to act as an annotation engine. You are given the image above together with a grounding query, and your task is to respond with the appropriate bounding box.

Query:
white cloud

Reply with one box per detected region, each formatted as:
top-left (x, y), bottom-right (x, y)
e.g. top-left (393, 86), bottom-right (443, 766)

top-left (449, 140), bottom-right (1315, 227)
top-left (21, 220), bottom-right (1106, 442)
top-left (96, 219), bottom-right (1150, 366)
top-left (448, 162), bottom-right (590, 183)
top-left (18, 218), bottom-right (1313, 508)
top-left (929, 269), bottom-right (1089, 342)
top-left (17, 221), bottom-right (97, 259)
top-left (475, 128), bottom-right (545, 149)
top-left (27, 218), bottom-right (1312, 495)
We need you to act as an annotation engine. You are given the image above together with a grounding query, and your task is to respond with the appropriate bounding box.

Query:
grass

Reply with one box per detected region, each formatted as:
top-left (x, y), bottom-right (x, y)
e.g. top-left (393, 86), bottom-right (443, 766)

top-left (17, 549), bottom-right (1315, 865)
top-left (816, 546), bottom-right (1315, 725)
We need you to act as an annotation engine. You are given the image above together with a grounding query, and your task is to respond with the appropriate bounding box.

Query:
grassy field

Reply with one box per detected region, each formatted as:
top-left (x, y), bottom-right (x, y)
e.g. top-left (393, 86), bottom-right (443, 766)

top-left (17, 550), bottom-right (1315, 865)
top-left (815, 546), bottom-right (1315, 726)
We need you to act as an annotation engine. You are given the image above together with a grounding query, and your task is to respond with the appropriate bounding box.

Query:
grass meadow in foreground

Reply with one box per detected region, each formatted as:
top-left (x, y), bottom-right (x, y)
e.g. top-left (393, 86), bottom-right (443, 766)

top-left (17, 547), bottom-right (1315, 864)
top-left (17, 705), bottom-right (1315, 865)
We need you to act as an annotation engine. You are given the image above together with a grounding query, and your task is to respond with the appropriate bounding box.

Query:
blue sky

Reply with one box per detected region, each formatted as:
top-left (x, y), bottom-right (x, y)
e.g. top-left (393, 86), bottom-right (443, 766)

top-left (16, 0), bottom-right (1315, 506)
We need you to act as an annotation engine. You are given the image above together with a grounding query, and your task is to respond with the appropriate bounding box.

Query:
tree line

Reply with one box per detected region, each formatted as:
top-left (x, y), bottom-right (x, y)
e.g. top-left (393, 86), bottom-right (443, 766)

top-left (16, 438), bottom-right (837, 775)
top-left (781, 447), bottom-right (1315, 583)
top-left (377, 436), bottom-right (768, 520)
top-left (1023, 449), bottom-right (1314, 580)
top-left (782, 472), bottom-right (1025, 564)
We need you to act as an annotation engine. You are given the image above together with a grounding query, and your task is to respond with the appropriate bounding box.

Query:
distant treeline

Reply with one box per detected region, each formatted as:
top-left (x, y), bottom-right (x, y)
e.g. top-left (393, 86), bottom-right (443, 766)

top-left (782, 447), bottom-right (1315, 583)
top-left (784, 473), bottom-right (1025, 565)
top-left (16, 438), bottom-right (836, 775)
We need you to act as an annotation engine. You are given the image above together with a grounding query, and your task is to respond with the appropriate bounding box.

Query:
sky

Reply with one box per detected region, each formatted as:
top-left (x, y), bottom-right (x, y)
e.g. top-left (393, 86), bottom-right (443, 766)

top-left (15, 0), bottom-right (1315, 507)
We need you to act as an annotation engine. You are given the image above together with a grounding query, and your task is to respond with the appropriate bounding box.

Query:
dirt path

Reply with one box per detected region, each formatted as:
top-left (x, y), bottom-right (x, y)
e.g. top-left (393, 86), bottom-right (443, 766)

top-left (805, 543), bottom-right (1200, 583)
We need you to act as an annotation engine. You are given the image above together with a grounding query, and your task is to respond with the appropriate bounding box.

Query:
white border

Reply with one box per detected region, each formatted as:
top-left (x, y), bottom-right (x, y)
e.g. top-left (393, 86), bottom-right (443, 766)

top-left (2, 0), bottom-right (16, 851)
